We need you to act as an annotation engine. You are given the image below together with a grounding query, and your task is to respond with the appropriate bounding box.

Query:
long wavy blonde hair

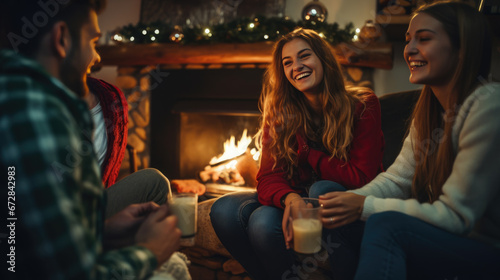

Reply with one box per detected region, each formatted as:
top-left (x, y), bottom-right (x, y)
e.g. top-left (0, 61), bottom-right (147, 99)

top-left (410, 1), bottom-right (492, 202)
top-left (256, 28), bottom-right (368, 178)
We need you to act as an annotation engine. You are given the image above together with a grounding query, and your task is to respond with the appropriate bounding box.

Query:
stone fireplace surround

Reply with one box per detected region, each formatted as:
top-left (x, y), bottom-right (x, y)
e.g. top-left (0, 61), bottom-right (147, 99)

top-left (99, 41), bottom-right (393, 279)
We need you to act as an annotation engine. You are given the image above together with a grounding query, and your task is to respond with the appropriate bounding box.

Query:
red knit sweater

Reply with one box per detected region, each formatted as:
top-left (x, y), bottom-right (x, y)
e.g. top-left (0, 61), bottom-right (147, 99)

top-left (256, 91), bottom-right (384, 208)
top-left (87, 77), bottom-right (128, 188)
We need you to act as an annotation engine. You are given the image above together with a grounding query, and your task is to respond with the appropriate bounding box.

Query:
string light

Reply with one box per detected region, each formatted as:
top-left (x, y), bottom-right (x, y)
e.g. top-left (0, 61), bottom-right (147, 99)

top-left (114, 16), bottom-right (355, 45)
top-left (204, 28), bottom-right (213, 37)
top-left (354, 27), bottom-right (361, 41)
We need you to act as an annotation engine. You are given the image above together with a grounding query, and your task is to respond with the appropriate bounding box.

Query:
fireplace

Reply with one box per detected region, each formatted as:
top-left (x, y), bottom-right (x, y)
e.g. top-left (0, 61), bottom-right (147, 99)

top-left (150, 67), bottom-right (264, 182)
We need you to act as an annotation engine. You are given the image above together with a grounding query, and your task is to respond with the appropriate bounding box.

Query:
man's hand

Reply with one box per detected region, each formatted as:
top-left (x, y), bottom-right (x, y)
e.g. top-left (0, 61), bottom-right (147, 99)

top-left (319, 192), bottom-right (366, 229)
top-left (136, 204), bottom-right (182, 267)
top-left (104, 202), bottom-right (160, 250)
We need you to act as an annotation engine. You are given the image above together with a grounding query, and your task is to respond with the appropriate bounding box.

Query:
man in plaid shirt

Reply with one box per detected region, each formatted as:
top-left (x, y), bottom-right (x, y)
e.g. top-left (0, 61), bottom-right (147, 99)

top-left (0, 1), bottom-right (182, 279)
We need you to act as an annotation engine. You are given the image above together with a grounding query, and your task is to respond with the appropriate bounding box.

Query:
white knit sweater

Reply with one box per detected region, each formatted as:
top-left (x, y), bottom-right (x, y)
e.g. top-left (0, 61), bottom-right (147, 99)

top-left (351, 83), bottom-right (500, 248)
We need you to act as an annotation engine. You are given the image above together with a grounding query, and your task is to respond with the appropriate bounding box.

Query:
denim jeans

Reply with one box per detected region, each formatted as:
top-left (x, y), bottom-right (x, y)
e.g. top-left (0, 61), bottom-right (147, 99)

top-left (323, 219), bottom-right (365, 280)
top-left (355, 211), bottom-right (500, 280)
top-left (210, 180), bottom-right (345, 280)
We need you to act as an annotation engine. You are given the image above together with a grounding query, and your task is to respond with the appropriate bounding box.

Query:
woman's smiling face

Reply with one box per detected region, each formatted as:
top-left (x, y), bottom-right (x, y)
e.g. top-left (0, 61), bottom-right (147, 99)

top-left (282, 38), bottom-right (324, 96)
top-left (404, 13), bottom-right (458, 88)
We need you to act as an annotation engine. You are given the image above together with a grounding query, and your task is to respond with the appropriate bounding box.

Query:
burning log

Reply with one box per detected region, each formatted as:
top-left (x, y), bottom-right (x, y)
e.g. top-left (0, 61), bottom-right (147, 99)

top-left (199, 155), bottom-right (245, 185)
top-left (199, 150), bottom-right (259, 188)
top-left (199, 129), bottom-right (260, 188)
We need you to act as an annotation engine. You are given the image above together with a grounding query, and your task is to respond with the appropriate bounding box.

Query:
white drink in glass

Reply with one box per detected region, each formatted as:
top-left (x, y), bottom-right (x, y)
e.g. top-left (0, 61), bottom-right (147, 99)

top-left (169, 193), bottom-right (197, 239)
top-left (292, 218), bottom-right (322, 254)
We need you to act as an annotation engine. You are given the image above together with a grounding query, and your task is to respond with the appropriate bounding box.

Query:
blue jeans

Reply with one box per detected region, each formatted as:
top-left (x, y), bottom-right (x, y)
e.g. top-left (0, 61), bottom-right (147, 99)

top-left (355, 211), bottom-right (500, 280)
top-left (210, 180), bottom-right (345, 280)
top-left (323, 218), bottom-right (365, 280)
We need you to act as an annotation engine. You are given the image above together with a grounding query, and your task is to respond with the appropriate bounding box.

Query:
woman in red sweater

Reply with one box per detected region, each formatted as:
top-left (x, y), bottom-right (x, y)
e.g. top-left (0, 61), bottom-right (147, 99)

top-left (210, 28), bottom-right (384, 279)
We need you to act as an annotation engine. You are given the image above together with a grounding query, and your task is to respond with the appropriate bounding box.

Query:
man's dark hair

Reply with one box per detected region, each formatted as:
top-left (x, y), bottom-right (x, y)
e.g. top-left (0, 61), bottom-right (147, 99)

top-left (1, 0), bottom-right (106, 55)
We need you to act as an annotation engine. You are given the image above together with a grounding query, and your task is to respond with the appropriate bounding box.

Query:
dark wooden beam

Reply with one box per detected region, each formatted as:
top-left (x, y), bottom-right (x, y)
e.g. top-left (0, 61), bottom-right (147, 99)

top-left (96, 41), bottom-right (393, 69)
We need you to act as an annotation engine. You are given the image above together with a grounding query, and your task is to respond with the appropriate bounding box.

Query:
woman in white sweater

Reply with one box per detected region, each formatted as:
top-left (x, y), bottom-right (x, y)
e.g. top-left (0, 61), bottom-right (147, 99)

top-left (318, 1), bottom-right (500, 279)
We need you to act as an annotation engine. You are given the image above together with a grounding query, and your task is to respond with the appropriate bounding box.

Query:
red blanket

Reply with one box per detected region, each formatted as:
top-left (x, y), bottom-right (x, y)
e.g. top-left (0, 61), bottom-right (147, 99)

top-left (87, 77), bottom-right (128, 188)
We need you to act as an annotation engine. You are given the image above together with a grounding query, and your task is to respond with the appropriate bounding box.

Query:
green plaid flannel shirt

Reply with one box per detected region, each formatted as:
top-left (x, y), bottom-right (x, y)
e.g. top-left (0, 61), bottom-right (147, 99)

top-left (0, 50), bottom-right (157, 279)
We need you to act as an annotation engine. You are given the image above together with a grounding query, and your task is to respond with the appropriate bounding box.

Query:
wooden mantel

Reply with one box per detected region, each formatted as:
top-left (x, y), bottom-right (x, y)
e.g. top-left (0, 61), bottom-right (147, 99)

top-left (96, 41), bottom-right (393, 70)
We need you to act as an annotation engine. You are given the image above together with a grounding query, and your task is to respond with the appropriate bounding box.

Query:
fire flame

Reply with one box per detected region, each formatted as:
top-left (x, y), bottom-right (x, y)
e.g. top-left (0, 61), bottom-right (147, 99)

top-left (200, 129), bottom-right (261, 186)
top-left (209, 129), bottom-right (254, 165)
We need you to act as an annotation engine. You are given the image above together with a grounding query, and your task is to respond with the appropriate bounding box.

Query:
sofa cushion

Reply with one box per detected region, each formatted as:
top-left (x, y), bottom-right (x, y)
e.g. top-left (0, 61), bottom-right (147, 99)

top-left (379, 89), bottom-right (421, 169)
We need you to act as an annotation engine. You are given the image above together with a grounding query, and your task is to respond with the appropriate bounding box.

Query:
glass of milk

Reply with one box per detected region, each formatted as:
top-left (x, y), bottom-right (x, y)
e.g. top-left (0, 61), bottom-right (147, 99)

top-left (290, 198), bottom-right (322, 254)
top-left (168, 192), bottom-right (198, 246)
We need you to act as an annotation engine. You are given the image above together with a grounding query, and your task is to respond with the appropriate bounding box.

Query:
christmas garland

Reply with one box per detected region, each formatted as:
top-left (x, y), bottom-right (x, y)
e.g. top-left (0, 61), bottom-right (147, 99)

top-left (113, 16), bottom-right (355, 45)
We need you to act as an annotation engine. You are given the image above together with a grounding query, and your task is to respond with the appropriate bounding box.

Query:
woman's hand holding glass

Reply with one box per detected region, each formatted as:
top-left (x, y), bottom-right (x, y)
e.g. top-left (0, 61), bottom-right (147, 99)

top-left (319, 192), bottom-right (366, 229)
top-left (282, 193), bottom-right (302, 250)
top-left (283, 196), bottom-right (323, 254)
